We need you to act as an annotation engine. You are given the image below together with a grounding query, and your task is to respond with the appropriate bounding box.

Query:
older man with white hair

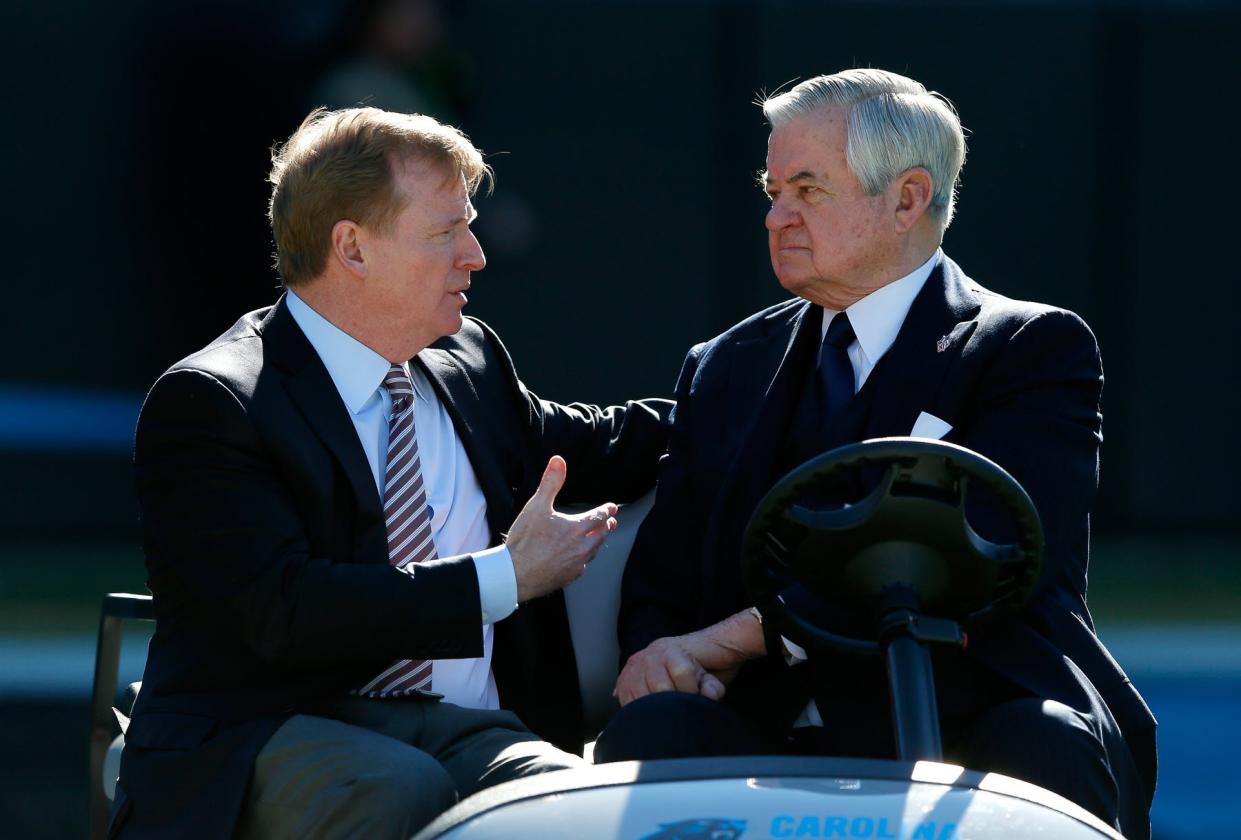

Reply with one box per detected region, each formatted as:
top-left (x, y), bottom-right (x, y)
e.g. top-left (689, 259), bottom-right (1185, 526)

top-left (596, 69), bottom-right (1155, 840)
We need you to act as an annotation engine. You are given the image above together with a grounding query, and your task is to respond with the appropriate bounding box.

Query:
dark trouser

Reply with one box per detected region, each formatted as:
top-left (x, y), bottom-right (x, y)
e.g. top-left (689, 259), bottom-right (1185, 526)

top-left (236, 697), bottom-right (584, 840)
top-left (594, 691), bottom-right (1147, 840)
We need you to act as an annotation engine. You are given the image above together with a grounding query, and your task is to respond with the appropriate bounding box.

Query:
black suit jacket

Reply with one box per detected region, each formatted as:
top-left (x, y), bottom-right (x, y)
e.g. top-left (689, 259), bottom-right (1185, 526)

top-left (619, 256), bottom-right (1156, 801)
top-left (114, 296), bottom-right (670, 837)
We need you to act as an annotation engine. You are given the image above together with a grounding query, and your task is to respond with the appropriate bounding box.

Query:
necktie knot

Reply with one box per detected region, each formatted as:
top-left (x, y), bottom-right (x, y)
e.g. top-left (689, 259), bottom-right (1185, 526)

top-left (383, 364), bottom-right (414, 414)
top-left (824, 312), bottom-right (856, 350)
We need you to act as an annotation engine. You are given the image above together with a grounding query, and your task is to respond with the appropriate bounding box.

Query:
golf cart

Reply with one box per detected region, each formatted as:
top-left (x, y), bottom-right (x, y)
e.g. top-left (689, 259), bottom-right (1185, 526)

top-left (90, 438), bottom-right (1124, 839)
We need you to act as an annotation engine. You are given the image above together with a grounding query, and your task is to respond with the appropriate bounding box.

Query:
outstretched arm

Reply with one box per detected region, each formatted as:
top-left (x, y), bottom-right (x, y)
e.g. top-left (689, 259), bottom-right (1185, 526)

top-left (471, 317), bottom-right (673, 506)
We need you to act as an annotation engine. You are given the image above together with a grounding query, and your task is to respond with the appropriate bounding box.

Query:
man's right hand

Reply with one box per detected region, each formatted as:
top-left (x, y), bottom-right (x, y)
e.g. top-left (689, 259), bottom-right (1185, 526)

top-left (505, 455), bottom-right (618, 602)
top-left (614, 609), bottom-right (767, 706)
top-left (614, 636), bottom-right (728, 707)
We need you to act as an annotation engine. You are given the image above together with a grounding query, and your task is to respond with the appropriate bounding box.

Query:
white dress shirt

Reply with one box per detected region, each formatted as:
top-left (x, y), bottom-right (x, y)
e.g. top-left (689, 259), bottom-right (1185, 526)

top-left (789, 248), bottom-right (942, 726)
top-left (819, 248), bottom-right (941, 390)
top-left (286, 290), bottom-right (518, 711)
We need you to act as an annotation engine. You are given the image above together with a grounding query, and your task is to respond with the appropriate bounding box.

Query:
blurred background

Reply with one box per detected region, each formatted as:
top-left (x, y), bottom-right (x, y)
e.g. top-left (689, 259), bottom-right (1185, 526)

top-left (1, 0), bottom-right (1238, 837)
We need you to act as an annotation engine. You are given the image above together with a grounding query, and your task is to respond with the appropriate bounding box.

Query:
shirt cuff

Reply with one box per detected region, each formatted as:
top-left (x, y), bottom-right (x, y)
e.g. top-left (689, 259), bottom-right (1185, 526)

top-left (474, 545), bottom-right (518, 625)
top-left (782, 635), bottom-right (809, 666)
top-left (793, 698), bottom-right (824, 728)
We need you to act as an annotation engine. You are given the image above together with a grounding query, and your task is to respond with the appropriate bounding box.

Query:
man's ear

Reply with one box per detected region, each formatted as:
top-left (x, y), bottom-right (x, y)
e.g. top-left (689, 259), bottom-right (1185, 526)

top-left (893, 167), bottom-right (934, 234)
top-left (330, 219), bottom-right (368, 278)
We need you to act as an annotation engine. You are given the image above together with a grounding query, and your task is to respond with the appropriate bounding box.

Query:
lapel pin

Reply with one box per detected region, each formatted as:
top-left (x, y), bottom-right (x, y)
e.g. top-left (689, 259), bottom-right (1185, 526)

top-left (936, 334), bottom-right (951, 353)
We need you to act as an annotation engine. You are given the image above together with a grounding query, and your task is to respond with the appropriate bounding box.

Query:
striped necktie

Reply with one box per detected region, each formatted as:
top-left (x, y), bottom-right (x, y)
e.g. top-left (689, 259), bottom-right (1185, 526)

top-left (355, 364), bottom-right (437, 697)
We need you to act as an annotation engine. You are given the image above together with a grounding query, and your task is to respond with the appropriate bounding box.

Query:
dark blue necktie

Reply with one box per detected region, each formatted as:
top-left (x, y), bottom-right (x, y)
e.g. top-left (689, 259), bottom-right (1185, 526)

top-left (818, 311), bottom-right (857, 425)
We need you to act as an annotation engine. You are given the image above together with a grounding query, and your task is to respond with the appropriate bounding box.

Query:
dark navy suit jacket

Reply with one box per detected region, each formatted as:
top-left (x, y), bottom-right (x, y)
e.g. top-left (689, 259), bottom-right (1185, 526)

top-left (114, 297), bottom-right (670, 838)
top-left (619, 256), bottom-right (1156, 806)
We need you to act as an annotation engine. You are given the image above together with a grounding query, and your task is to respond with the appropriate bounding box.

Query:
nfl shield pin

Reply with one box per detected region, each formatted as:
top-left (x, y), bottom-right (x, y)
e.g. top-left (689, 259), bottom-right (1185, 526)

top-left (936, 334), bottom-right (951, 353)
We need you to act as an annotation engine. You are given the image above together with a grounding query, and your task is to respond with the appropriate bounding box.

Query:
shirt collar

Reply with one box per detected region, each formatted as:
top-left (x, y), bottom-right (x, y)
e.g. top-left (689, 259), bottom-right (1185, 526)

top-left (822, 248), bottom-right (942, 363)
top-left (285, 290), bottom-right (423, 414)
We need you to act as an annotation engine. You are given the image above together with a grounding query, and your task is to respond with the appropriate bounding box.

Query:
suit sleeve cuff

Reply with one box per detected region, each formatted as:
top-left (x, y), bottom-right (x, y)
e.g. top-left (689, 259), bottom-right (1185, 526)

top-left (474, 545), bottom-right (518, 625)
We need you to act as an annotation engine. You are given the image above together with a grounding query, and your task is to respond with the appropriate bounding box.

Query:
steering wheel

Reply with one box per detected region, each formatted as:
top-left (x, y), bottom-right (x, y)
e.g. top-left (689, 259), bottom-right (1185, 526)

top-left (741, 437), bottom-right (1044, 657)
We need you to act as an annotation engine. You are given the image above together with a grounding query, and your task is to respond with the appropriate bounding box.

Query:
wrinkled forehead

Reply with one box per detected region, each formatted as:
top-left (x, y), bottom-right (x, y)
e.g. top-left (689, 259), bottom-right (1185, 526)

top-left (765, 106), bottom-right (850, 180)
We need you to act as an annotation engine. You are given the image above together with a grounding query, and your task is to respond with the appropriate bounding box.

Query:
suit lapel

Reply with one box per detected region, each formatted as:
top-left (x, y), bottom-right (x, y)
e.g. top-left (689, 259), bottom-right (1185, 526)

top-left (260, 297), bottom-right (387, 564)
top-left (704, 259), bottom-right (982, 610)
top-left (856, 257), bottom-right (982, 442)
top-left (702, 301), bottom-right (820, 610)
top-left (414, 346), bottom-right (516, 534)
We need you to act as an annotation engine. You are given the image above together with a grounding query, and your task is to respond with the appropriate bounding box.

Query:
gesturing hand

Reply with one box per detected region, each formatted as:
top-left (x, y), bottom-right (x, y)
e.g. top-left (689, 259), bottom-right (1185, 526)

top-left (505, 455), bottom-right (618, 603)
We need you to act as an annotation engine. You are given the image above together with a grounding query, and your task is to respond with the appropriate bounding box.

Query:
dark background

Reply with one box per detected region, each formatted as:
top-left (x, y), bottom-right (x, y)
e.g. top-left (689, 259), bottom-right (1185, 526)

top-left (3, 0), bottom-right (1239, 542)
top-left (1, 1), bottom-right (1238, 838)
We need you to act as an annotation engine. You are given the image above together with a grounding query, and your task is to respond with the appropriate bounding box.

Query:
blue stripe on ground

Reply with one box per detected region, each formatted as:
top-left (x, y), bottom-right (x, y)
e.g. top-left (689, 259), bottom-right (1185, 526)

top-left (0, 385), bottom-right (143, 453)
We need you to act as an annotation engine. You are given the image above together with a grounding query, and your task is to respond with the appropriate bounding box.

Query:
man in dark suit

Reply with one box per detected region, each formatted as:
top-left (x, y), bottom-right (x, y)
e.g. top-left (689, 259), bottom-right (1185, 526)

top-left (595, 69), bottom-right (1155, 839)
top-left (113, 107), bottom-right (670, 838)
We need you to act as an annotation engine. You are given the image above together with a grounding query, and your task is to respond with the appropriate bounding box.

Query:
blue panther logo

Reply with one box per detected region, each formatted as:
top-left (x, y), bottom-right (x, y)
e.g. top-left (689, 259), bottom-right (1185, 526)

top-left (639, 817), bottom-right (747, 839)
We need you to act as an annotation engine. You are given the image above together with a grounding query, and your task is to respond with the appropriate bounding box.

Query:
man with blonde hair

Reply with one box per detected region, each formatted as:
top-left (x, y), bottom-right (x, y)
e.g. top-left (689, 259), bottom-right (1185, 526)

top-left (598, 69), bottom-right (1155, 839)
top-left (112, 107), bottom-right (670, 838)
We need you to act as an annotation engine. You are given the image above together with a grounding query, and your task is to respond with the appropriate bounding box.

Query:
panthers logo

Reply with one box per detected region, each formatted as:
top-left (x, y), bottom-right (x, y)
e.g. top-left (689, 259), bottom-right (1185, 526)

top-left (639, 817), bottom-right (747, 839)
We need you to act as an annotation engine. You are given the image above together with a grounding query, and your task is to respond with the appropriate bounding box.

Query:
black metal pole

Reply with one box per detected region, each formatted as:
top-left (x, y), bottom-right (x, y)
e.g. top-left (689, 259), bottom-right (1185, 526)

top-left (885, 632), bottom-right (943, 762)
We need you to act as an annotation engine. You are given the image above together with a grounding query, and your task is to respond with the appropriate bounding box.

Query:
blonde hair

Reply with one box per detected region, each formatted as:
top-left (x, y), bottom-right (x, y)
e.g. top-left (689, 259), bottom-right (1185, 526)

top-left (763, 69), bottom-right (966, 232)
top-left (268, 107), bottom-right (492, 286)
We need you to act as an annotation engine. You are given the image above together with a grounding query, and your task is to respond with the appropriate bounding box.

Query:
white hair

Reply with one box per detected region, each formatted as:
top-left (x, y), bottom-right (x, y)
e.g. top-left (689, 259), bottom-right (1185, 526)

top-left (762, 69), bottom-right (967, 232)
